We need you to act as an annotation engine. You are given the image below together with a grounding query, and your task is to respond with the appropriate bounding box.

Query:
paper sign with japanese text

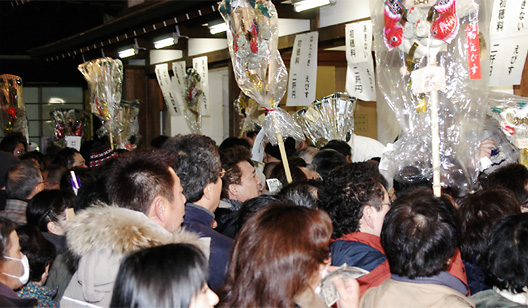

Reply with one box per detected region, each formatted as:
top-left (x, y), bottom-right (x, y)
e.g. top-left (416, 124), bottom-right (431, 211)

top-left (286, 31), bottom-right (319, 106)
top-left (155, 64), bottom-right (181, 116)
top-left (345, 21), bottom-right (376, 101)
top-left (193, 56), bottom-right (210, 116)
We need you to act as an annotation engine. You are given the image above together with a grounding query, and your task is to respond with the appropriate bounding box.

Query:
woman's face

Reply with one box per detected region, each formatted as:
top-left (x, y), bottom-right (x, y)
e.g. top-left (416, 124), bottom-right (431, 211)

top-left (0, 231), bottom-right (24, 290)
top-left (189, 284), bottom-right (218, 308)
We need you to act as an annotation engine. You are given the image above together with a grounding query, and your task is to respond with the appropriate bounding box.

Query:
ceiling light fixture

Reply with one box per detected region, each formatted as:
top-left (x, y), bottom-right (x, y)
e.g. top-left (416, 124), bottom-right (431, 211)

top-left (209, 23), bottom-right (229, 35)
top-left (154, 37), bottom-right (176, 49)
top-left (293, 0), bottom-right (336, 12)
top-left (118, 47), bottom-right (136, 58)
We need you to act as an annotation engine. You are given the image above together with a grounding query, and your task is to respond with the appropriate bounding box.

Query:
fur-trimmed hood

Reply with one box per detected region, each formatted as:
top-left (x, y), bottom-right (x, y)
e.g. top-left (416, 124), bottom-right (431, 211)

top-left (66, 205), bottom-right (201, 257)
top-left (62, 205), bottom-right (205, 307)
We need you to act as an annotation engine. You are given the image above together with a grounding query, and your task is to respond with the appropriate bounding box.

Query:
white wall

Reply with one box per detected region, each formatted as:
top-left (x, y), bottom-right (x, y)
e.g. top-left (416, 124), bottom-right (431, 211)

top-left (319, 1), bottom-right (370, 28)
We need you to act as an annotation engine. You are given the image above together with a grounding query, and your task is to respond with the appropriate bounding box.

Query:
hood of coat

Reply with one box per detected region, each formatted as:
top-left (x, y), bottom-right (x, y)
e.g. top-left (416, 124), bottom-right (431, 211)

top-left (66, 204), bottom-right (201, 257)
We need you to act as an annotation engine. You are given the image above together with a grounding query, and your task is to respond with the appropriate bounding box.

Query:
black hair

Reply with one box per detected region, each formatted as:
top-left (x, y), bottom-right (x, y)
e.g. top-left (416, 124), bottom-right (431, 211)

top-left (15, 225), bottom-right (56, 283)
top-left (219, 137), bottom-right (251, 151)
top-left (219, 146), bottom-right (252, 199)
top-left (0, 135), bottom-right (26, 155)
top-left (150, 135), bottom-right (170, 149)
top-left (393, 165), bottom-right (431, 198)
top-left (318, 162), bottom-right (384, 238)
top-left (267, 163), bottom-right (307, 187)
top-left (26, 189), bottom-right (75, 233)
top-left (74, 180), bottom-right (109, 213)
top-left (381, 188), bottom-right (460, 278)
top-left (264, 137), bottom-right (296, 160)
top-left (237, 195), bottom-right (281, 231)
top-left (321, 140), bottom-right (351, 158)
top-left (278, 180), bottom-right (323, 209)
top-left (311, 149), bottom-right (347, 181)
top-left (163, 134), bottom-right (222, 203)
top-left (110, 244), bottom-right (209, 308)
top-left (53, 147), bottom-right (81, 169)
top-left (106, 149), bottom-right (176, 213)
top-left (6, 160), bottom-right (41, 200)
top-left (0, 217), bottom-right (17, 262)
top-left (485, 213), bottom-right (528, 293)
top-left (485, 163), bottom-right (528, 204)
top-left (59, 167), bottom-right (97, 193)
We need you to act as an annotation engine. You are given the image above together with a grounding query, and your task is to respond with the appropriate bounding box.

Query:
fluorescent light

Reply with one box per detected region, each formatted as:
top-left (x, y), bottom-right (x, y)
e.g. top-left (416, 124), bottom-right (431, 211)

top-left (294, 0), bottom-right (336, 12)
top-left (209, 23), bottom-right (228, 35)
top-left (48, 97), bottom-right (65, 104)
top-left (154, 37), bottom-right (175, 49)
top-left (118, 48), bottom-right (136, 58)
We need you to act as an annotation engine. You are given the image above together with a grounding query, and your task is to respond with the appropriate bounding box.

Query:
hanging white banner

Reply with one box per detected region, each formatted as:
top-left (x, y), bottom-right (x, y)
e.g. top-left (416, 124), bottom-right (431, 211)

top-left (172, 61), bottom-right (186, 100)
top-left (489, 0), bottom-right (528, 86)
top-left (193, 56), bottom-right (210, 116)
top-left (155, 64), bottom-right (181, 116)
top-left (286, 31), bottom-right (318, 106)
top-left (345, 21), bottom-right (376, 101)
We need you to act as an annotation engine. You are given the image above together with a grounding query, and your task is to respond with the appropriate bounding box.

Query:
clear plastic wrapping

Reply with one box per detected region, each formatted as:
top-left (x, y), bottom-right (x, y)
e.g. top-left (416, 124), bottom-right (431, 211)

top-left (78, 57), bottom-right (124, 147)
top-left (372, 0), bottom-right (491, 193)
top-left (219, 0), bottom-right (304, 145)
top-left (235, 91), bottom-right (262, 135)
top-left (183, 68), bottom-right (203, 134)
top-left (0, 74), bottom-right (28, 139)
top-left (488, 92), bottom-right (528, 166)
top-left (50, 109), bottom-right (90, 146)
top-left (293, 93), bottom-right (357, 147)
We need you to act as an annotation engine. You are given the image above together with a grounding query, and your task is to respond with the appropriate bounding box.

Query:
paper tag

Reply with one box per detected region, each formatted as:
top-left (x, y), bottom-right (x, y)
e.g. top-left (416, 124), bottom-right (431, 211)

top-left (65, 136), bottom-right (82, 151)
top-left (465, 24), bottom-right (481, 80)
top-left (410, 66), bottom-right (446, 94)
top-left (251, 129), bottom-right (266, 163)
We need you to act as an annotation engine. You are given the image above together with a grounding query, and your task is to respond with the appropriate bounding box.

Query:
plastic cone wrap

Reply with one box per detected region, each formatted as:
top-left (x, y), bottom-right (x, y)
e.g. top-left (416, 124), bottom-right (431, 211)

top-left (293, 93), bottom-right (357, 148)
top-left (51, 109), bottom-right (90, 146)
top-left (183, 68), bottom-right (203, 134)
top-left (371, 0), bottom-right (491, 194)
top-left (0, 74), bottom-right (28, 138)
top-left (78, 57), bottom-right (123, 148)
top-left (489, 92), bottom-right (528, 166)
top-left (219, 0), bottom-right (303, 145)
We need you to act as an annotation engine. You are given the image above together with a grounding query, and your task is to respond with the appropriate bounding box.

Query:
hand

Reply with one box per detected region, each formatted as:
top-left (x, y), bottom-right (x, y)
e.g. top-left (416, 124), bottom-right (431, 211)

top-left (333, 277), bottom-right (359, 308)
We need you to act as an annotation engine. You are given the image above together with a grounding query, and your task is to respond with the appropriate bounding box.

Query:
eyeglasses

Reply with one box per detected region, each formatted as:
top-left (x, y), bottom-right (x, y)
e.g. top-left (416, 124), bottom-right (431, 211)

top-left (219, 169), bottom-right (226, 179)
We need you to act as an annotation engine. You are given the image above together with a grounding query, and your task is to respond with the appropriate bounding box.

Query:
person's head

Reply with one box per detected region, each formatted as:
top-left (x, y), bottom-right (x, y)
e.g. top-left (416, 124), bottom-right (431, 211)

top-left (278, 180), bottom-right (323, 209)
top-left (458, 187), bottom-right (521, 263)
top-left (486, 213), bottom-right (528, 293)
top-left (393, 165), bottom-right (432, 198)
top-left (0, 217), bottom-right (26, 290)
top-left (218, 137), bottom-right (251, 151)
top-left (0, 135), bottom-right (26, 158)
top-left (311, 149), bottom-right (347, 181)
top-left (6, 160), bottom-right (43, 200)
top-left (485, 163), bottom-right (528, 207)
top-left (163, 135), bottom-right (223, 210)
top-left (268, 163), bottom-right (307, 187)
top-left (220, 202), bottom-right (332, 308)
top-left (263, 137), bottom-right (296, 163)
top-left (381, 188), bottom-right (460, 279)
top-left (321, 140), bottom-right (352, 162)
top-left (80, 140), bottom-right (117, 171)
top-left (237, 195), bottom-right (281, 232)
top-left (74, 179), bottom-right (109, 213)
top-left (318, 162), bottom-right (389, 238)
top-left (15, 225), bottom-right (56, 284)
top-left (59, 167), bottom-right (97, 193)
top-left (42, 164), bottom-right (66, 190)
top-left (106, 149), bottom-right (186, 232)
top-left (296, 146), bottom-right (319, 165)
top-left (150, 135), bottom-right (170, 149)
top-left (26, 189), bottom-right (75, 236)
top-left (111, 243), bottom-right (218, 308)
top-left (220, 146), bottom-right (261, 202)
top-left (53, 147), bottom-right (87, 169)
top-left (19, 152), bottom-right (44, 171)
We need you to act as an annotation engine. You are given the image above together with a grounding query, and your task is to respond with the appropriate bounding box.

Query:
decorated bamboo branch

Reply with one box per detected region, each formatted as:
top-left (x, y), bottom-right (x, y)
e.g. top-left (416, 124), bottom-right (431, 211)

top-left (0, 75), bottom-right (28, 140)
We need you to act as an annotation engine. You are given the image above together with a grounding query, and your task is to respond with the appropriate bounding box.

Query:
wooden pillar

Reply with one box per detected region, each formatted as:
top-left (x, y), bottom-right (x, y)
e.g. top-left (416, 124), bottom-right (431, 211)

top-left (513, 52), bottom-right (528, 97)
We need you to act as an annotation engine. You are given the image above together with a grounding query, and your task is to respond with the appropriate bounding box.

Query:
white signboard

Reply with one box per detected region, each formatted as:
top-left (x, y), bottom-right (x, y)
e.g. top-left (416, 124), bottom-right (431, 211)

top-left (489, 0), bottom-right (528, 86)
top-left (287, 31), bottom-right (319, 106)
top-left (155, 64), bottom-right (181, 116)
top-left (193, 56), bottom-right (210, 116)
top-left (345, 21), bottom-right (376, 101)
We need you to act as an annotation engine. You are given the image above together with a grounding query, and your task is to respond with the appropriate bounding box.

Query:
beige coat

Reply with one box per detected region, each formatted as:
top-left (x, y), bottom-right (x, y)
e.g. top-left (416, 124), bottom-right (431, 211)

top-left (360, 279), bottom-right (475, 308)
top-left (60, 205), bottom-right (202, 308)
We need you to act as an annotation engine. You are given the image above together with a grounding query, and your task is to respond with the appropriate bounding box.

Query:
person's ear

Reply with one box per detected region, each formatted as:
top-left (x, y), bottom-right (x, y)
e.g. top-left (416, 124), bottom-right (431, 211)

top-left (47, 221), bottom-right (65, 236)
top-left (363, 206), bottom-right (375, 229)
top-left (228, 184), bottom-right (239, 198)
top-left (148, 195), bottom-right (167, 223)
top-left (203, 182), bottom-right (214, 200)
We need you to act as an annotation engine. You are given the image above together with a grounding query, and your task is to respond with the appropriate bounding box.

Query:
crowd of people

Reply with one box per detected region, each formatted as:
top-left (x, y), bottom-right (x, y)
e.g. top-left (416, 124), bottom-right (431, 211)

top-left (0, 131), bottom-right (526, 308)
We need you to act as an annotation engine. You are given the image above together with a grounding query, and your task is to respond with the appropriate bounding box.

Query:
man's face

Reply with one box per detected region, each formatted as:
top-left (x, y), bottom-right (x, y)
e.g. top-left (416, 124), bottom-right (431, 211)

top-left (72, 153), bottom-right (87, 168)
top-left (165, 167), bottom-right (187, 232)
top-left (13, 143), bottom-right (25, 158)
top-left (229, 161), bottom-right (261, 202)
